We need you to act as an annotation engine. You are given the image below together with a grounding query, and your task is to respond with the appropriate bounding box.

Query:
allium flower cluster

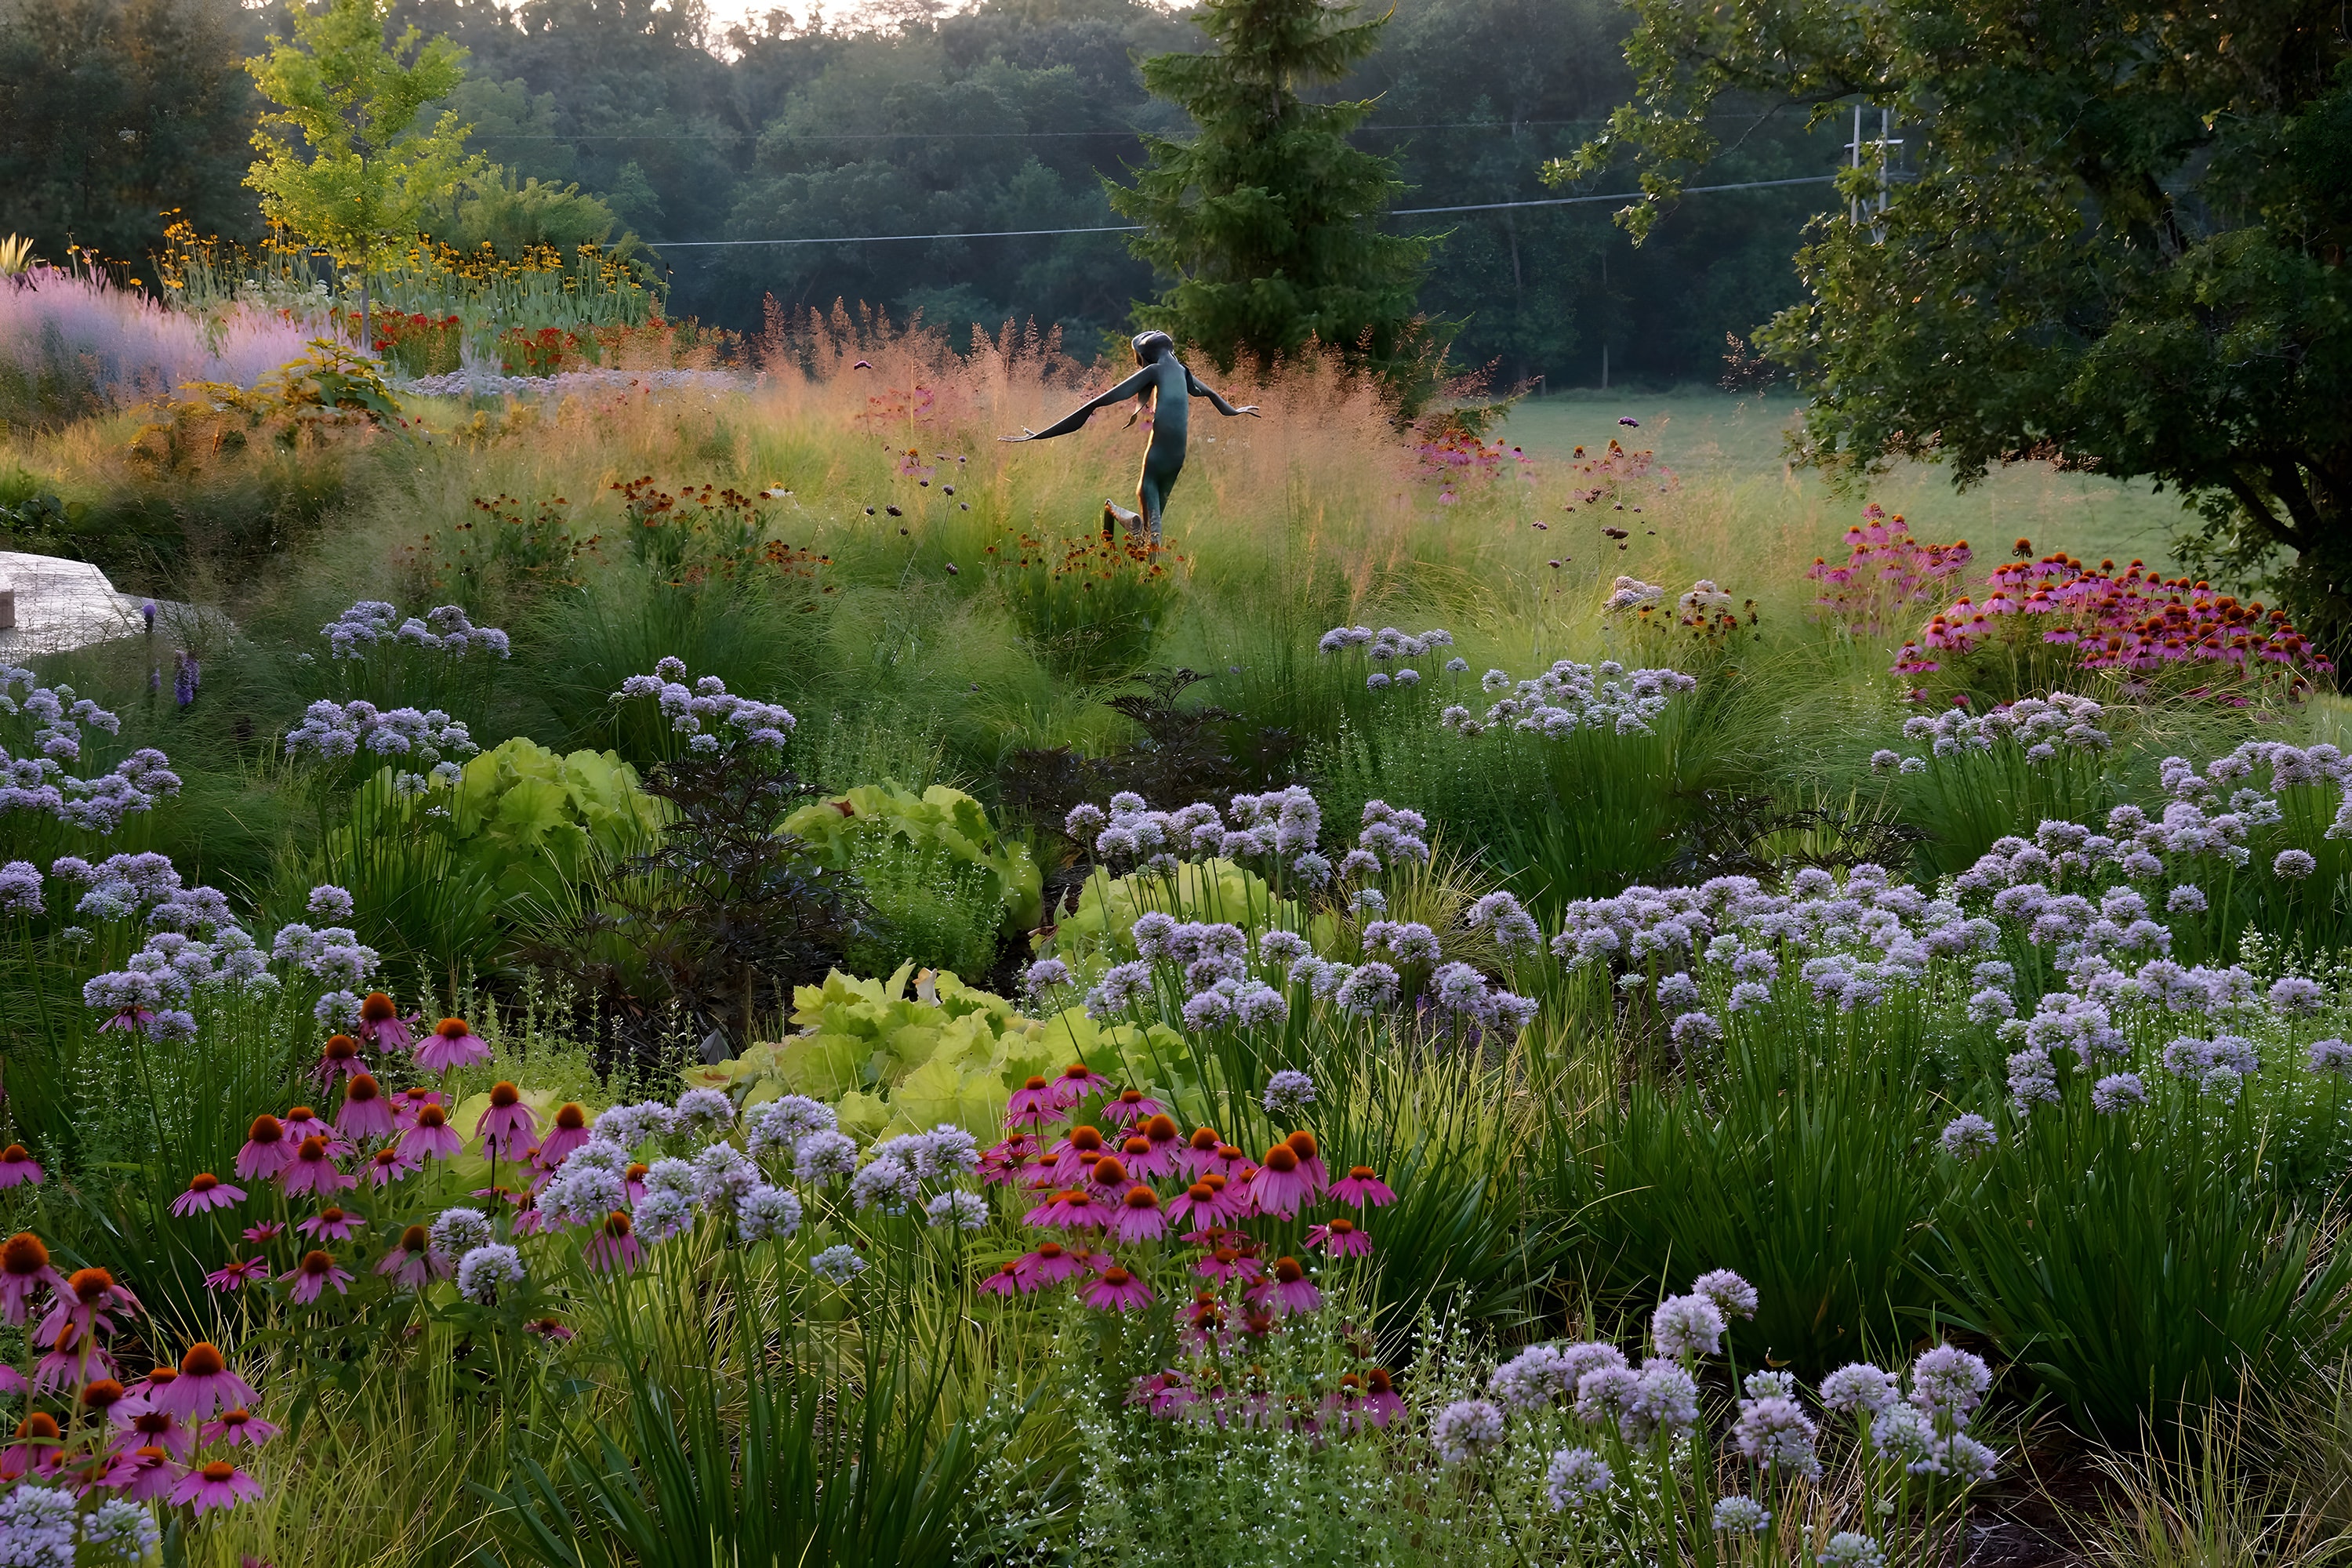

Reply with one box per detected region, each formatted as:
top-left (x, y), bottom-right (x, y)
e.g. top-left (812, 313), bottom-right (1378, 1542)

top-left (612, 658), bottom-right (796, 749)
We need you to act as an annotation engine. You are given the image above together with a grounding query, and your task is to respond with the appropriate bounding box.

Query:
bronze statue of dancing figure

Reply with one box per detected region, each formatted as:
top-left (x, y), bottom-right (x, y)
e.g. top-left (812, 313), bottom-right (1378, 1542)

top-left (1000, 329), bottom-right (1259, 541)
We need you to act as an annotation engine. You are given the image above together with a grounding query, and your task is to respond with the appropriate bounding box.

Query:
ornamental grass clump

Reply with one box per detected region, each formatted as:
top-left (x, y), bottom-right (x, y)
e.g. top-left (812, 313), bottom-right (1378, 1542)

top-left (1416, 1270), bottom-right (1997, 1565)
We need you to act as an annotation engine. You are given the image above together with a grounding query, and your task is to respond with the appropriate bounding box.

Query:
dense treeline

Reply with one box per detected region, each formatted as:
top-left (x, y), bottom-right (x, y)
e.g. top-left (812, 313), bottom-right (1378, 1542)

top-left (0, 0), bottom-right (1849, 386)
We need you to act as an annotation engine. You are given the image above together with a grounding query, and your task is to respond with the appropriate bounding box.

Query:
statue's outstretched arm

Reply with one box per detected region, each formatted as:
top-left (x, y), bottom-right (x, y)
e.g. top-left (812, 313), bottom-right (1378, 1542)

top-left (1001, 368), bottom-right (1157, 441)
top-left (1186, 368), bottom-right (1260, 418)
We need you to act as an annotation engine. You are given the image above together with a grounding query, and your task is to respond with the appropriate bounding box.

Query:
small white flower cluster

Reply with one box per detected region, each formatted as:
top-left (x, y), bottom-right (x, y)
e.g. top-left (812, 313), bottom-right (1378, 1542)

top-left (613, 657), bottom-right (795, 750)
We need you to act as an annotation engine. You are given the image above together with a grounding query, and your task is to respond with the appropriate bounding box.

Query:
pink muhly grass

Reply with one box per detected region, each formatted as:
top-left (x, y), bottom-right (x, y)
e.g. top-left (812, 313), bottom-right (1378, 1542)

top-left (169, 1172), bottom-right (245, 1217)
top-left (0, 267), bottom-right (312, 408)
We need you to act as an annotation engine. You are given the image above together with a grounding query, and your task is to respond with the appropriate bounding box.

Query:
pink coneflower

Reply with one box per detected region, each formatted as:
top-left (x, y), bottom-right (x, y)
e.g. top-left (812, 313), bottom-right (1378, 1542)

top-left (281, 1104), bottom-right (333, 1147)
top-left (1087, 1154), bottom-right (1134, 1197)
top-left (536, 1102), bottom-right (592, 1168)
top-left (1179, 1126), bottom-right (1225, 1178)
top-left (1046, 1125), bottom-right (1109, 1184)
top-left (171, 1457), bottom-right (262, 1514)
top-left (109, 1444), bottom-right (180, 1501)
top-left (526, 1316), bottom-right (575, 1343)
top-left (5, 1413), bottom-right (63, 1476)
top-left (419, 1016), bottom-right (491, 1073)
top-left (1004, 1075), bottom-right (1065, 1129)
top-left (111, 1367), bottom-right (178, 1418)
top-left (32, 1323), bottom-right (113, 1394)
top-left (1132, 1369), bottom-right (1196, 1417)
top-left (338, 1073), bottom-right (396, 1140)
top-left (622, 1162), bottom-right (648, 1203)
top-left (234, 1115), bottom-right (292, 1181)
top-left (1167, 1180), bottom-right (1229, 1228)
top-left (365, 1145), bottom-right (417, 1189)
top-left (296, 1206), bottom-right (363, 1243)
top-left (0, 1143), bottom-right (42, 1189)
top-left (1330, 1165), bottom-right (1396, 1207)
top-left (401, 1101), bottom-right (461, 1163)
top-left (1306, 1217), bottom-right (1373, 1258)
top-left (78, 1376), bottom-right (128, 1427)
top-left (40, 1265), bottom-right (140, 1345)
top-left (316, 1033), bottom-right (364, 1085)
top-left (979, 1259), bottom-right (1025, 1296)
top-left (1203, 1142), bottom-right (1251, 1180)
top-left (1194, 1244), bottom-right (1265, 1286)
top-left (1250, 1255), bottom-right (1321, 1316)
top-left (1105, 1087), bottom-right (1163, 1127)
top-left (1110, 1185), bottom-right (1167, 1243)
top-left (585, 1210), bottom-right (642, 1273)
top-left (1024, 1188), bottom-right (1113, 1230)
top-left (200, 1406), bottom-right (278, 1448)
top-left (979, 1133), bottom-right (1039, 1185)
top-left (376, 1225), bottom-right (448, 1290)
top-left (1012, 1241), bottom-right (1094, 1290)
top-left (113, 1406), bottom-right (191, 1458)
top-left (477, 1082), bottom-right (539, 1160)
top-left (1282, 1130), bottom-right (1329, 1194)
top-left (391, 1087), bottom-right (443, 1130)
top-left (2, 1232), bottom-right (66, 1323)
top-left (157, 1342), bottom-right (258, 1421)
top-left (1116, 1131), bottom-right (1178, 1181)
top-left (284, 1250), bottom-right (352, 1306)
top-left (281, 1135), bottom-right (354, 1198)
top-left (1247, 1144), bottom-right (1312, 1218)
top-left (1051, 1061), bottom-right (1112, 1108)
top-left (204, 1255), bottom-right (268, 1294)
top-left (1185, 1290), bottom-right (1226, 1338)
top-left (241, 1221), bottom-right (285, 1244)
top-left (1083, 1261), bottom-right (1152, 1312)
top-left (1138, 1112), bottom-right (1183, 1169)
top-left (1341, 1367), bottom-right (1406, 1427)
top-left (169, 1171), bottom-right (245, 1217)
top-left (354, 991), bottom-right (415, 1054)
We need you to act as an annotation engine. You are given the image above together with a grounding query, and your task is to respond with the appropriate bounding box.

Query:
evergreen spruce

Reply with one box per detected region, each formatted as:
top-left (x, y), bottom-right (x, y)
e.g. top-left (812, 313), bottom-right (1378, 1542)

top-left (1110, 0), bottom-right (1436, 381)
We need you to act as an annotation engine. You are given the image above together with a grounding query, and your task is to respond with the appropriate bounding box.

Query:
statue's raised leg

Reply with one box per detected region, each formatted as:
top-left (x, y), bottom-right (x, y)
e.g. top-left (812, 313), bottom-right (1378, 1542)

top-left (1103, 500), bottom-right (1143, 540)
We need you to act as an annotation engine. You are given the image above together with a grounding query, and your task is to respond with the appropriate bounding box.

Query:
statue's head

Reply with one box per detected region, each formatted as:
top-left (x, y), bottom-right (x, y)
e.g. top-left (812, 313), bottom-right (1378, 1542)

top-left (1131, 330), bottom-right (1176, 366)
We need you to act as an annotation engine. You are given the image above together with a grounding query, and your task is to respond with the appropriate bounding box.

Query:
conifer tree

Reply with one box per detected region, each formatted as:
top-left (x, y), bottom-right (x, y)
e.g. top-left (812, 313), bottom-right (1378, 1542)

top-left (1110, 0), bottom-right (1436, 380)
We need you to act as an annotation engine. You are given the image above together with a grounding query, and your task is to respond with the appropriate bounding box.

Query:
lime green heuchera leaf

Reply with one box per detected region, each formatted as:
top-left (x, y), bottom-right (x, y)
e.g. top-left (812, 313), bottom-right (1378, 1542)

top-left (691, 966), bottom-right (1176, 1143)
top-left (778, 782), bottom-right (1043, 931)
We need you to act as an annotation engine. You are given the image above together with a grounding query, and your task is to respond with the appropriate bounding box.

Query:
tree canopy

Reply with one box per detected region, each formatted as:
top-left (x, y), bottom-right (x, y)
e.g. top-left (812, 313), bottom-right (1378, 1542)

top-left (1569, 0), bottom-right (2352, 644)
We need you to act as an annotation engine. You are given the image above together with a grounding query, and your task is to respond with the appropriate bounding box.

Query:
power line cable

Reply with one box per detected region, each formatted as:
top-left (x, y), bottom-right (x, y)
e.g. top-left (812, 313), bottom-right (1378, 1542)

top-left (641, 174), bottom-right (1839, 247)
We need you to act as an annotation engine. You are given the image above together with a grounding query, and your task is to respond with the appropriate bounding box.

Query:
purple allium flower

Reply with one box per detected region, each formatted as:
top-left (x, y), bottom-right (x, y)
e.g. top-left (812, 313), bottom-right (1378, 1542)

top-left (2167, 884), bottom-right (2208, 914)
top-left (2274, 848), bottom-right (2318, 880)
top-left (0, 860), bottom-right (41, 916)
top-left (2310, 1038), bottom-right (2352, 1076)
top-left (1733, 1395), bottom-right (1820, 1477)
top-left (1819, 1532), bottom-right (1889, 1567)
top-left (1431, 1399), bottom-right (1506, 1463)
top-left (1910, 1343), bottom-right (1992, 1423)
top-left (1652, 1292), bottom-right (1727, 1359)
top-left (2090, 1073), bottom-right (2146, 1113)
top-left (1622, 1358), bottom-right (1702, 1442)
top-left (2006, 1047), bottom-right (2060, 1113)
top-left (1714, 1496), bottom-right (1769, 1532)
top-left (1334, 960), bottom-right (1399, 1014)
top-left (1669, 1010), bottom-right (1723, 1049)
top-left (1020, 958), bottom-right (1071, 998)
top-left (2268, 975), bottom-right (2327, 1015)
top-left (1693, 1268), bottom-right (1759, 1319)
top-left (1544, 1446), bottom-right (1613, 1512)
top-left (306, 884), bottom-right (354, 922)
top-left (1940, 1114), bottom-right (1998, 1159)
top-left (1820, 1363), bottom-right (1901, 1414)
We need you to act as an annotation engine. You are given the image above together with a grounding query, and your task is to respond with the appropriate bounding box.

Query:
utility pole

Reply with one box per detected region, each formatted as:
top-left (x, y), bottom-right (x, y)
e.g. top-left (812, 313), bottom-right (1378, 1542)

top-left (1847, 105), bottom-right (1902, 241)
